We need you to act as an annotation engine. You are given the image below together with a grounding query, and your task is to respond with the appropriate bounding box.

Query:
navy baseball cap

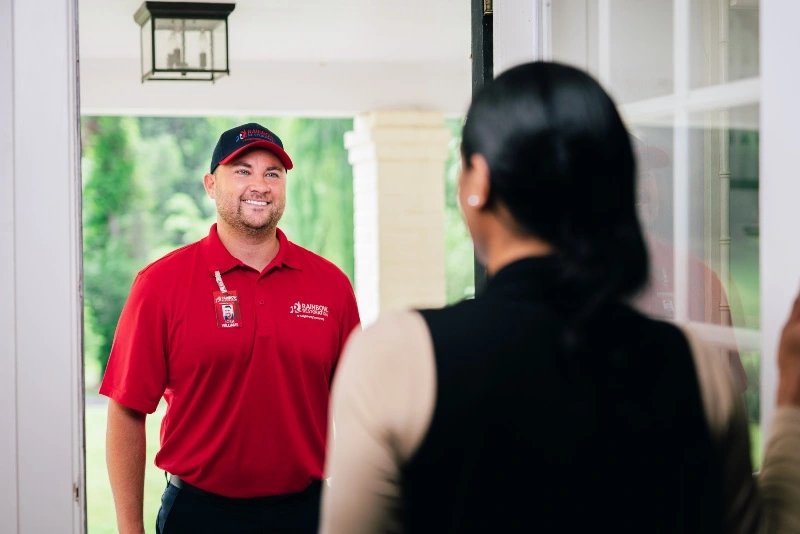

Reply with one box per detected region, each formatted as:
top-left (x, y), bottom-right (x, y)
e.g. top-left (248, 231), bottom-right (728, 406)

top-left (210, 123), bottom-right (294, 173)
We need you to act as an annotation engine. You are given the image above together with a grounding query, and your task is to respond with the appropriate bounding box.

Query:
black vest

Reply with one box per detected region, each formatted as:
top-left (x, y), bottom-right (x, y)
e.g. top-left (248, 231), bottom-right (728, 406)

top-left (404, 256), bottom-right (722, 533)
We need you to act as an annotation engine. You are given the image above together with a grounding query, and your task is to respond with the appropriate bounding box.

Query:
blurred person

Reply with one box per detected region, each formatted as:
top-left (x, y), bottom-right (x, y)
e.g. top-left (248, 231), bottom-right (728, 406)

top-left (100, 123), bottom-right (361, 534)
top-left (319, 62), bottom-right (800, 533)
top-left (632, 138), bottom-right (749, 391)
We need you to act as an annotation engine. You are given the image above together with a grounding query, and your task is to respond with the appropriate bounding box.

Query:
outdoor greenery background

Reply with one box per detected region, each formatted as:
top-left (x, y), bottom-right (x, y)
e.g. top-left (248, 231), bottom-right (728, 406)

top-left (82, 116), bottom-right (472, 533)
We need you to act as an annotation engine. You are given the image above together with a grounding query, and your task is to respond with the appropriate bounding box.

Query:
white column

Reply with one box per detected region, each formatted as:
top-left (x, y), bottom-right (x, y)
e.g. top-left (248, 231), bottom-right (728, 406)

top-left (760, 0), bottom-right (800, 442)
top-left (0, 0), bottom-right (85, 532)
top-left (345, 111), bottom-right (451, 326)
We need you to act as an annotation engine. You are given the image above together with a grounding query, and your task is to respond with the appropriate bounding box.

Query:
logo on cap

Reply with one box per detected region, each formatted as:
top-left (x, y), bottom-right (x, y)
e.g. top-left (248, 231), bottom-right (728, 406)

top-left (236, 129), bottom-right (276, 144)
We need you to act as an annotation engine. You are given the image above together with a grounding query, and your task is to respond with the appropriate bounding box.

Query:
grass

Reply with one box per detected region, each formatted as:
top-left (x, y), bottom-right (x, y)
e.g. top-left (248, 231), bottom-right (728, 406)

top-left (85, 395), bottom-right (166, 534)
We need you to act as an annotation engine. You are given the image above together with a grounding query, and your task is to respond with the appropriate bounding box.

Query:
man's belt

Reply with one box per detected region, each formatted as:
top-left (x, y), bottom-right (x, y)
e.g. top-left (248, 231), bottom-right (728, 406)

top-left (167, 474), bottom-right (323, 502)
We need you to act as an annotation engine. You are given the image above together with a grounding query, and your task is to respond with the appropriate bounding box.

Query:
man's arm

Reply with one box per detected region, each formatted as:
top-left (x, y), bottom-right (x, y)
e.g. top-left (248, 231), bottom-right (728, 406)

top-left (106, 399), bottom-right (148, 534)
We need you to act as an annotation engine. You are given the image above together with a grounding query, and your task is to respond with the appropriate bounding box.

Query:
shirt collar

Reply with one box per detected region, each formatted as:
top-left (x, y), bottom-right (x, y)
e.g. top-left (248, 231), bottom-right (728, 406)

top-left (201, 224), bottom-right (303, 275)
top-left (484, 255), bottom-right (562, 300)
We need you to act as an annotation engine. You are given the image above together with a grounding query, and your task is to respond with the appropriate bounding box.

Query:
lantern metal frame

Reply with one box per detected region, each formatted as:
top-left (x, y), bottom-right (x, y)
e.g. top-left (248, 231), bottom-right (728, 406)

top-left (134, 1), bottom-right (236, 83)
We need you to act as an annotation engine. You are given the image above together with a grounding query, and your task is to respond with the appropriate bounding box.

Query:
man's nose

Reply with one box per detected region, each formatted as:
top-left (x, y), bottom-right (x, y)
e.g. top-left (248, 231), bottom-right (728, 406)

top-left (248, 175), bottom-right (271, 192)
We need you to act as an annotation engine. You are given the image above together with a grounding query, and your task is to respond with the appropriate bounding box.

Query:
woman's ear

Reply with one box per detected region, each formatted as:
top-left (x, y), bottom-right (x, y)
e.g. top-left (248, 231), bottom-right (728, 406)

top-left (466, 154), bottom-right (491, 209)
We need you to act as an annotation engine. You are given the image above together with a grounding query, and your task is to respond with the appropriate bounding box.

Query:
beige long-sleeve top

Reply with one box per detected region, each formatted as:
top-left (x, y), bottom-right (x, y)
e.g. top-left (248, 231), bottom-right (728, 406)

top-left (320, 310), bottom-right (800, 534)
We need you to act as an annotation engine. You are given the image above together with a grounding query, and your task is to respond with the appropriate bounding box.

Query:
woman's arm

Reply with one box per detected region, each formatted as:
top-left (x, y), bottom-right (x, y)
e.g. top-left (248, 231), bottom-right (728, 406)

top-left (321, 311), bottom-right (436, 534)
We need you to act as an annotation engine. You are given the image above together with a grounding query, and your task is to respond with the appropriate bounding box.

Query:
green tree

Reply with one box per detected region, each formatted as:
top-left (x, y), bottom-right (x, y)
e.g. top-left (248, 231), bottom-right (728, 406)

top-left (274, 117), bottom-right (355, 282)
top-left (82, 116), bottom-right (153, 374)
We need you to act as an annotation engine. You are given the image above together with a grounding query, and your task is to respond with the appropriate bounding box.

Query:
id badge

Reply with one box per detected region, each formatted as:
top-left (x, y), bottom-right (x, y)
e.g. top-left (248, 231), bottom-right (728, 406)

top-left (214, 290), bottom-right (242, 328)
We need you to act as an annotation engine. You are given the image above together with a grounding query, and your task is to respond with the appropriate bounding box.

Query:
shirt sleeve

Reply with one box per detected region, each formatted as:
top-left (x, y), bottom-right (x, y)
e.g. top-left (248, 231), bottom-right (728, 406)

top-left (759, 407), bottom-right (800, 532)
top-left (683, 325), bottom-right (800, 533)
top-left (320, 310), bottom-right (436, 534)
top-left (98, 271), bottom-right (168, 414)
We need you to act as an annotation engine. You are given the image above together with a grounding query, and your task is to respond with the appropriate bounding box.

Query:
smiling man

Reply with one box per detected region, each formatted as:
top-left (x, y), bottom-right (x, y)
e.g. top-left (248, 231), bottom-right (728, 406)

top-left (100, 123), bottom-right (361, 534)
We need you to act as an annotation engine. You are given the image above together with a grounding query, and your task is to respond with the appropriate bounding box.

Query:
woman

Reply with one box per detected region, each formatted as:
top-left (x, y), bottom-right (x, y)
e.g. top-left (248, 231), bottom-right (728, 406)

top-left (320, 62), bottom-right (800, 533)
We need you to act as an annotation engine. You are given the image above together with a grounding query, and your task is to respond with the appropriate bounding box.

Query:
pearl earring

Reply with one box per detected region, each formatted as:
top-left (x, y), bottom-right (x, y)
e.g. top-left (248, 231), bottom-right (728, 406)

top-left (467, 194), bottom-right (480, 207)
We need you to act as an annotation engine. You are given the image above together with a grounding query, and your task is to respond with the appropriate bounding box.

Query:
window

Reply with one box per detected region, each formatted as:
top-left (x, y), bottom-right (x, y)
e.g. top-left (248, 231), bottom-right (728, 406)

top-left (547, 0), bottom-right (762, 462)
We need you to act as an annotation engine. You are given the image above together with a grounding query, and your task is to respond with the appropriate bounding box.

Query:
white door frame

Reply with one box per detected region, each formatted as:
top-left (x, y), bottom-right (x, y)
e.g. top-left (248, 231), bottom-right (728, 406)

top-left (759, 0), bottom-right (800, 442)
top-left (2, 1), bottom-right (799, 531)
top-left (0, 0), bottom-right (85, 532)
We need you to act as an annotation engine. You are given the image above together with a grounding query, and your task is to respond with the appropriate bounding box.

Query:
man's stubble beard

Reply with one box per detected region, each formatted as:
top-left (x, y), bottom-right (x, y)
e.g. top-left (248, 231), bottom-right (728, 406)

top-left (219, 197), bottom-right (286, 237)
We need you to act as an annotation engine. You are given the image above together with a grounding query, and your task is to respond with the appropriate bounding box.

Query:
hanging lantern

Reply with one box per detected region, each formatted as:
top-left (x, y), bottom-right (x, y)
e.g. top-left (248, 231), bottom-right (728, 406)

top-left (134, 2), bottom-right (236, 83)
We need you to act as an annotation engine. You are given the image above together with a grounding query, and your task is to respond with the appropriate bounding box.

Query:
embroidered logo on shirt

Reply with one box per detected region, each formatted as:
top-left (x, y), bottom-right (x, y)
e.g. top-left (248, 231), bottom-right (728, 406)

top-left (290, 301), bottom-right (329, 321)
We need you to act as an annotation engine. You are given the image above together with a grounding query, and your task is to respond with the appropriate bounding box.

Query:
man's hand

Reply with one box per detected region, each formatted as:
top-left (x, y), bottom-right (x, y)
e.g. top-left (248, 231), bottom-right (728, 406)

top-left (777, 293), bottom-right (800, 406)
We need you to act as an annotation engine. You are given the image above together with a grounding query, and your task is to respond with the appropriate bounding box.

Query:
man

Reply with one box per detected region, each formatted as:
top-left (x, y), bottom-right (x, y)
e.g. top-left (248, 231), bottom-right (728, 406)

top-left (100, 123), bottom-right (361, 534)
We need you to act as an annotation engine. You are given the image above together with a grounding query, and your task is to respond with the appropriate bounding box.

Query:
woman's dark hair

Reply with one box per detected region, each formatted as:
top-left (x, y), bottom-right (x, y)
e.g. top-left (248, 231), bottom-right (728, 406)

top-left (462, 62), bottom-right (648, 340)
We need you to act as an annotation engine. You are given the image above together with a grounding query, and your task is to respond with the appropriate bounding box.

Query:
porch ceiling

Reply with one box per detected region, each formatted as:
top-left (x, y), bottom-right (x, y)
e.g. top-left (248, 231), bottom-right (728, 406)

top-left (79, 0), bottom-right (472, 117)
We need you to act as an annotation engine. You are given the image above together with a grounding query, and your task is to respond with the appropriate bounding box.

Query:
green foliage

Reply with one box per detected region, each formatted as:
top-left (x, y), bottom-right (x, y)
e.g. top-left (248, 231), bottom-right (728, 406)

top-left (82, 117), bottom-right (151, 375)
top-left (443, 118), bottom-right (475, 303)
top-left (273, 117), bottom-right (355, 280)
top-left (741, 351), bottom-right (761, 424)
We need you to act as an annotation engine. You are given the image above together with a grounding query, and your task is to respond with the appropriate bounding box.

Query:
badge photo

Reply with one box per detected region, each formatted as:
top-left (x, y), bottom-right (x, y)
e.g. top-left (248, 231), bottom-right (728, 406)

top-left (213, 290), bottom-right (242, 328)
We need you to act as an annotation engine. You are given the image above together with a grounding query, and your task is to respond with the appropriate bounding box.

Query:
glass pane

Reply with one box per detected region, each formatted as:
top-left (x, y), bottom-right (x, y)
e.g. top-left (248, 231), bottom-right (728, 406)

top-left (608, 0), bottom-right (674, 103)
top-left (630, 107), bottom-right (759, 331)
top-left (690, 0), bottom-right (760, 89)
top-left (153, 19), bottom-right (181, 71)
top-left (629, 105), bottom-right (760, 464)
top-left (153, 18), bottom-right (226, 73)
top-left (550, 0), bottom-right (598, 73)
top-left (140, 18), bottom-right (152, 77)
top-left (550, 0), bottom-right (674, 104)
top-left (211, 22), bottom-right (228, 71)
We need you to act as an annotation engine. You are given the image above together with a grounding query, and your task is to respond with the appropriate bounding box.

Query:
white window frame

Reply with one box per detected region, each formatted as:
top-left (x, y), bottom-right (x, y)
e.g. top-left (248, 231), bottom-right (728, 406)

top-left (495, 0), bottom-right (799, 444)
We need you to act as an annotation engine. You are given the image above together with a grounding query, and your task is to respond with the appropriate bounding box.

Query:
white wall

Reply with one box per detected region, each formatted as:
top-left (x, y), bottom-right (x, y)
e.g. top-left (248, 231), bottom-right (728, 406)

top-left (78, 0), bottom-right (472, 117)
top-left (759, 0), bottom-right (800, 440)
top-left (80, 58), bottom-right (471, 117)
top-left (0, 0), bottom-right (85, 532)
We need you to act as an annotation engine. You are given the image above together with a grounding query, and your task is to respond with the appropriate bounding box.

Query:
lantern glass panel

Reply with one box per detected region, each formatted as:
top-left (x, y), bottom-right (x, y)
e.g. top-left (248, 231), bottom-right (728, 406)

top-left (211, 22), bottom-right (228, 72)
top-left (140, 17), bottom-right (153, 77)
top-left (153, 17), bottom-right (226, 73)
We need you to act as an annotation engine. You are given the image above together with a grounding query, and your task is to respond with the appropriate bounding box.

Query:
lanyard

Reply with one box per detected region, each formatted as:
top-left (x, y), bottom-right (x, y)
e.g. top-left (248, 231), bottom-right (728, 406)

top-left (214, 271), bottom-right (228, 293)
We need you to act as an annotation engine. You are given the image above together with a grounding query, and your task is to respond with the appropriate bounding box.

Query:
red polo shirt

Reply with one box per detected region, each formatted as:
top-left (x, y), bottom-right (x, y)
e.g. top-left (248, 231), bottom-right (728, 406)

top-left (100, 225), bottom-right (360, 497)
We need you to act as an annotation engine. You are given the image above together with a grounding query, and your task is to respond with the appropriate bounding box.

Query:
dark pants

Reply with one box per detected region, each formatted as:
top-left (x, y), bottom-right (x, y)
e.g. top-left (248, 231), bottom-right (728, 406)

top-left (156, 479), bottom-right (323, 534)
